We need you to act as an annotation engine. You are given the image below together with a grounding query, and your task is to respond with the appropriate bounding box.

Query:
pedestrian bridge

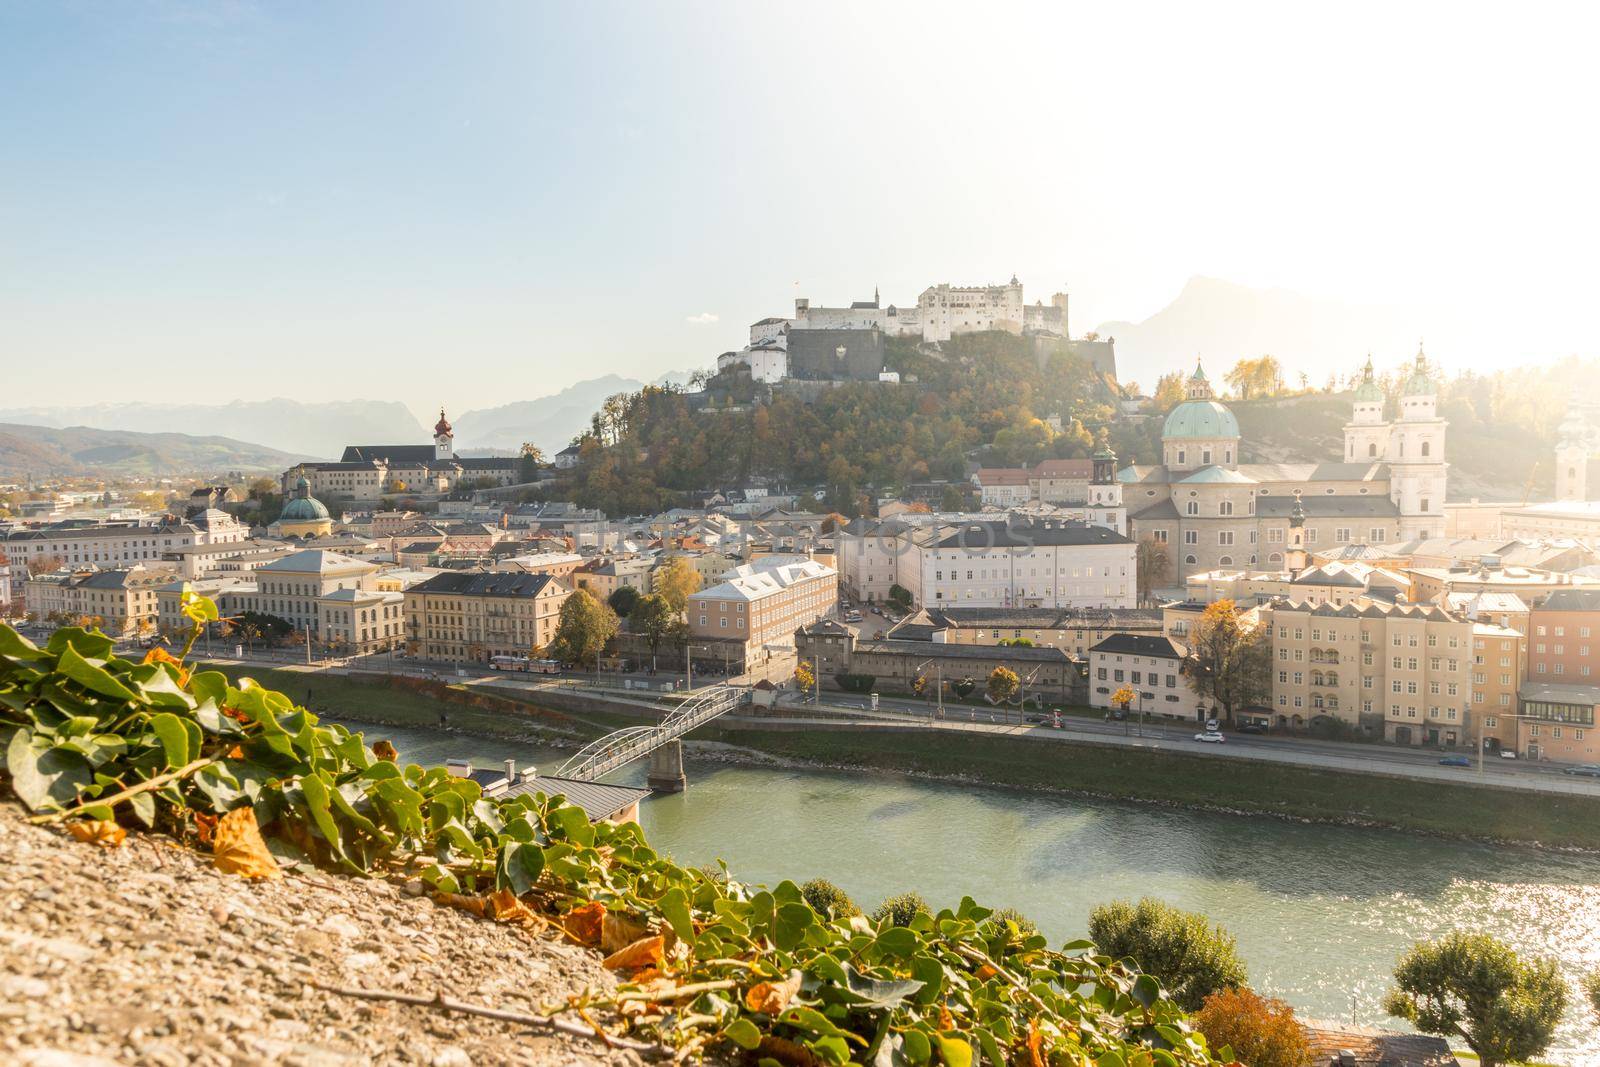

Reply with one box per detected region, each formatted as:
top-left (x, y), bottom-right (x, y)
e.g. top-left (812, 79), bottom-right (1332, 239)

top-left (555, 684), bottom-right (747, 782)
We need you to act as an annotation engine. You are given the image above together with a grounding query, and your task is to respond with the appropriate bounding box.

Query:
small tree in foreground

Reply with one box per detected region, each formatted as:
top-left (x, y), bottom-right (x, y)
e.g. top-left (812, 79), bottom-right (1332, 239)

top-left (547, 588), bottom-right (619, 669)
top-left (792, 661), bottom-right (815, 692)
top-left (1193, 987), bottom-right (1312, 1067)
top-left (1384, 932), bottom-right (1567, 1067)
top-left (1088, 898), bottom-right (1247, 1011)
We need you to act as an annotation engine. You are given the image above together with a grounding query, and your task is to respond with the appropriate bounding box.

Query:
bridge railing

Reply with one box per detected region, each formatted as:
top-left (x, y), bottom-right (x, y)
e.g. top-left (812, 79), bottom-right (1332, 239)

top-left (556, 684), bottom-right (747, 780)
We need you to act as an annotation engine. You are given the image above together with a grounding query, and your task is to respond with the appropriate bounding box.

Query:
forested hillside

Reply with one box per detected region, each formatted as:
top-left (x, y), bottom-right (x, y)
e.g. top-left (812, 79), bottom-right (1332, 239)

top-left (546, 332), bottom-right (1124, 515)
top-left (545, 333), bottom-right (1592, 516)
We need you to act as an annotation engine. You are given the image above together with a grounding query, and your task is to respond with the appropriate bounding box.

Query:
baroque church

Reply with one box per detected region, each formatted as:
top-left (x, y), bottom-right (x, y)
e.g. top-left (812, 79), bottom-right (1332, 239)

top-left (1123, 353), bottom-right (1447, 579)
top-left (283, 410), bottom-right (520, 506)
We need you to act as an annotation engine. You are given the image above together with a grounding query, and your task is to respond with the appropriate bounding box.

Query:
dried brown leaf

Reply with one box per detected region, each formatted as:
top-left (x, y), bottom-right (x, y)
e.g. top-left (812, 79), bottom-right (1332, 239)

top-left (66, 819), bottom-right (126, 848)
top-left (601, 910), bottom-right (650, 952)
top-left (212, 807), bottom-right (282, 880)
top-left (563, 900), bottom-right (606, 945)
top-left (602, 934), bottom-right (664, 972)
top-left (432, 892), bottom-right (487, 917)
top-left (371, 739), bottom-right (398, 762)
top-left (744, 969), bottom-right (803, 1014)
top-left (486, 888), bottom-right (542, 925)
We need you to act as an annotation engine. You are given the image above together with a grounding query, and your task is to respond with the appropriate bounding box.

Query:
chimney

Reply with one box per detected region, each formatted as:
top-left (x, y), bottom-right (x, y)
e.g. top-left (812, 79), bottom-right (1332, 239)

top-left (445, 758), bottom-right (471, 777)
top-left (504, 758), bottom-right (516, 783)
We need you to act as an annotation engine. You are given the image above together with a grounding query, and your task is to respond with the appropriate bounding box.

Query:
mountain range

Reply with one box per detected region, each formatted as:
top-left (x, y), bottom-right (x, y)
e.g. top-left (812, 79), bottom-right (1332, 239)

top-left (0, 424), bottom-right (309, 479)
top-left (1094, 275), bottom-right (1427, 390)
top-left (452, 372), bottom-right (695, 455)
top-left (0, 399), bottom-right (425, 461)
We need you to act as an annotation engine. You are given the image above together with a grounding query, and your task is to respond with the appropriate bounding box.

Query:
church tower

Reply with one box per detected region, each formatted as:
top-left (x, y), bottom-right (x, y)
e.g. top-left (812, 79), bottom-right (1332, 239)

top-left (1387, 347), bottom-right (1447, 540)
top-left (433, 408), bottom-right (454, 462)
top-left (1344, 355), bottom-right (1391, 463)
top-left (1088, 435), bottom-right (1126, 535)
top-left (1285, 491), bottom-right (1309, 577)
top-left (1555, 404), bottom-right (1592, 501)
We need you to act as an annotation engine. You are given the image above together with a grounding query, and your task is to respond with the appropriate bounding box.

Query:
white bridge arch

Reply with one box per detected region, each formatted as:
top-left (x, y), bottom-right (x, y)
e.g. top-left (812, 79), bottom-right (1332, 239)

top-left (556, 684), bottom-right (747, 781)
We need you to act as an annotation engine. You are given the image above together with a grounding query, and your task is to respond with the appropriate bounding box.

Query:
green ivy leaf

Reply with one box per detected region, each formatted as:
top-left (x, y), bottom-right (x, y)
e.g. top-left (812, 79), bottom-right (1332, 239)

top-left (934, 1033), bottom-right (972, 1067)
top-left (659, 886), bottom-right (694, 943)
top-left (901, 1027), bottom-right (932, 1065)
top-left (149, 713), bottom-right (192, 769)
top-left (6, 729), bottom-right (92, 811)
top-left (56, 644), bottom-right (139, 702)
top-left (724, 1017), bottom-right (762, 1050)
top-left (1131, 974), bottom-right (1161, 1009)
top-left (0, 625), bottom-right (47, 661)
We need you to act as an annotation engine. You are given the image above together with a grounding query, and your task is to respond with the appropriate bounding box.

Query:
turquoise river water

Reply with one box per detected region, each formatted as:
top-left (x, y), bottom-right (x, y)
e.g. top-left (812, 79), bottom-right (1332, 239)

top-left (353, 719), bottom-right (1600, 1065)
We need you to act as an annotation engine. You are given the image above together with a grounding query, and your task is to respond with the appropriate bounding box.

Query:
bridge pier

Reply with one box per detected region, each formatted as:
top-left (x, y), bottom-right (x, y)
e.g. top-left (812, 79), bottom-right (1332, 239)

top-left (646, 739), bottom-right (687, 793)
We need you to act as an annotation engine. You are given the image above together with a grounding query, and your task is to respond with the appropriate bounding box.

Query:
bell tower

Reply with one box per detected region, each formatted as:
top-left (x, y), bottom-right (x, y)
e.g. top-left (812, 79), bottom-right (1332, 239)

top-left (433, 408), bottom-right (454, 462)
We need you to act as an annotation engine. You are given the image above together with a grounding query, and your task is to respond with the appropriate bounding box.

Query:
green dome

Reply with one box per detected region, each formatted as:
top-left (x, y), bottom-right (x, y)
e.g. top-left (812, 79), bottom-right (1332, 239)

top-left (1403, 354), bottom-right (1436, 397)
top-left (1163, 399), bottom-right (1240, 441)
top-left (280, 476), bottom-right (330, 522)
top-left (1353, 357), bottom-right (1385, 403)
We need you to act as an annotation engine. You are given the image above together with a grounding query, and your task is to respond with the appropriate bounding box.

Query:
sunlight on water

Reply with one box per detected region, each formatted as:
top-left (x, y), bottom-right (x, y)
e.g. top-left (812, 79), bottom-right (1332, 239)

top-left (358, 720), bottom-right (1600, 1065)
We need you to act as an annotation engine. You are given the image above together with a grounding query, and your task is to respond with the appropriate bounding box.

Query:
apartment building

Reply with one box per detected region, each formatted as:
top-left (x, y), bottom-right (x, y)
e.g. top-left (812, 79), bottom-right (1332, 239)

top-left (1512, 682), bottom-right (1600, 763)
top-left (1087, 634), bottom-right (1204, 721)
top-left (404, 571), bottom-right (570, 664)
top-left (24, 566), bottom-right (173, 635)
top-left (3, 515), bottom-right (249, 570)
top-left (573, 556), bottom-right (655, 602)
top-left (688, 555), bottom-right (837, 663)
top-left (1267, 599), bottom-right (1473, 745)
top-left (1526, 589), bottom-right (1600, 684)
top-left (1470, 622), bottom-right (1525, 754)
top-left (900, 520), bottom-right (1136, 610)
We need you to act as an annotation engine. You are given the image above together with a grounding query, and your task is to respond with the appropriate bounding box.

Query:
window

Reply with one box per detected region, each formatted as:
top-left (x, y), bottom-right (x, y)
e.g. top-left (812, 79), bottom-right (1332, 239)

top-left (1185, 501), bottom-right (1199, 516)
top-left (1219, 501), bottom-right (1233, 516)
top-left (1218, 531), bottom-right (1234, 546)
top-left (1184, 530), bottom-right (1198, 545)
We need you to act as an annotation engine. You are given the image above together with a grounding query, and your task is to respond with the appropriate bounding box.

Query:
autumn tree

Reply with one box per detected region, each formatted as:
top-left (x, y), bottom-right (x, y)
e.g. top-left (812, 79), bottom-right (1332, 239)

top-left (654, 557), bottom-right (702, 615)
top-left (518, 442), bottom-right (544, 482)
top-left (793, 660), bottom-right (815, 692)
top-left (547, 588), bottom-right (619, 669)
top-left (1151, 372), bottom-right (1187, 413)
top-left (1110, 685), bottom-right (1136, 711)
top-left (1136, 538), bottom-right (1172, 603)
top-left (629, 594), bottom-right (679, 661)
top-left (1185, 600), bottom-right (1272, 723)
top-left (1193, 988), bottom-right (1312, 1067)
top-left (987, 666), bottom-right (1020, 704)
top-left (1385, 932), bottom-right (1567, 1067)
top-left (607, 585), bottom-right (640, 618)
top-left (1224, 356), bottom-right (1284, 400)
top-left (1088, 898), bottom-right (1247, 1011)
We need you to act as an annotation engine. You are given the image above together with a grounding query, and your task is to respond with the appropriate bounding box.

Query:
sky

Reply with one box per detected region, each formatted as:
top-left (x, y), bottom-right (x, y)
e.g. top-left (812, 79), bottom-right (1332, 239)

top-left (3, 1), bottom-right (1598, 423)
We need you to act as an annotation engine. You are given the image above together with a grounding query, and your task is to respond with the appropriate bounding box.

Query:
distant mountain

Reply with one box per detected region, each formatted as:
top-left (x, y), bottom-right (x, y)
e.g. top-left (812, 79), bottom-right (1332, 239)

top-left (454, 371), bottom-right (699, 455)
top-left (0, 424), bottom-right (311, 478)
top-left (1095, 276), bottom-right (1425, 391)
top-left (0, 399), bottom-right (425, 460)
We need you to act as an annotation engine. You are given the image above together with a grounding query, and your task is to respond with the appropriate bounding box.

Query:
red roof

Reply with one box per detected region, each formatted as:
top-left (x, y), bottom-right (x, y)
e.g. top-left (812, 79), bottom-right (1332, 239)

top-left (1032, 458), bottom-right (1093, 478)
top-left (976, 468), bottom-right (1031, 486)
top-left (434, 408), bottom-right (452, 435)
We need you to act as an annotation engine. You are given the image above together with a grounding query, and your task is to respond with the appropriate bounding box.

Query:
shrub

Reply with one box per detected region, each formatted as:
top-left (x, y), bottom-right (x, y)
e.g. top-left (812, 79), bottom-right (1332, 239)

top-left (989, 907), bottom-right (1040, 938)
top-left (800, 878), bottom-right (860, 919)
top-left (1088, 898), bottom-right (1247, 1010)
top-left (872, 891), bottom-right (932, 928)
top-left (834, 672), bottom-right (877, 694)
top-left (1193, 988), bottom-right (1312, 1067)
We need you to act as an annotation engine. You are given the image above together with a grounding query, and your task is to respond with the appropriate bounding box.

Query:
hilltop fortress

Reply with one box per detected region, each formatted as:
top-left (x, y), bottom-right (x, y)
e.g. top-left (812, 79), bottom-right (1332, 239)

top-left (719, 276), bottom-right (1117, 385)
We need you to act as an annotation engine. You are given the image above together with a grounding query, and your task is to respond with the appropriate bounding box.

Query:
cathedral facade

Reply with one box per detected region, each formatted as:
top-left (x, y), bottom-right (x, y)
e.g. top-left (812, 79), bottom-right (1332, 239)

top-left (1125, 354), bottom-right (1446, 580)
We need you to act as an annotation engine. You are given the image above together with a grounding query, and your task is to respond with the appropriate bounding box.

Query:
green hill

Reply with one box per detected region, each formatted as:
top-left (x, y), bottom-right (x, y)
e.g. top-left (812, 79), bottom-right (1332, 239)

top-left (0, 423), bottom-right (309, 478)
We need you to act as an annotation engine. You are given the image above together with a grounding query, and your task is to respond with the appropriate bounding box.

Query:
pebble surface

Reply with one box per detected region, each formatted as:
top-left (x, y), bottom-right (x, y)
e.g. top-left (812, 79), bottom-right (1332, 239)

top-left (0, 801), bottom-right (639, 1066)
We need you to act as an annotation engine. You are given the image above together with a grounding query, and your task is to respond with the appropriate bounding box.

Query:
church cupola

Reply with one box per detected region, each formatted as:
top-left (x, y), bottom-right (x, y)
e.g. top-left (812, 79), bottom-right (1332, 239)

top-left (1186, 359), bottom-right (1214, 400)
top-left (1285, 491), bottom-right (1309, 577)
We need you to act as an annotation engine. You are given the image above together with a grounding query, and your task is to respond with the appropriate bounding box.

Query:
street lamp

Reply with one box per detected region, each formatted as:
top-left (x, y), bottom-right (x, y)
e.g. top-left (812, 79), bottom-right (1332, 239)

top-left (914, 658), bottom-right (944, 721)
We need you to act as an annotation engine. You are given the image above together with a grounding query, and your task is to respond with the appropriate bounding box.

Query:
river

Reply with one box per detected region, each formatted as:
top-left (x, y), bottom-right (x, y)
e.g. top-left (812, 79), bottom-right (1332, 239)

top-left (353, 719), bottom-right (1600, 1065)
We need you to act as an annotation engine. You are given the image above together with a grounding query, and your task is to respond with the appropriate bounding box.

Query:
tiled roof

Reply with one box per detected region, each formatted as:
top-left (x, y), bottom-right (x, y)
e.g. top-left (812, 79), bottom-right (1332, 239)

top-left (1088, 633), bottom-right (1187, 659)
top-left (408, 571), bottom-right (559, 598)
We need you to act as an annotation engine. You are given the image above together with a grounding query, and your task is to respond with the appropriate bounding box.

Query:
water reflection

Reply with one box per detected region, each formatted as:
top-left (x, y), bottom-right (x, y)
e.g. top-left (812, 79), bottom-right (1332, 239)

top-left (346, 719), bottom-right (1600, 1065)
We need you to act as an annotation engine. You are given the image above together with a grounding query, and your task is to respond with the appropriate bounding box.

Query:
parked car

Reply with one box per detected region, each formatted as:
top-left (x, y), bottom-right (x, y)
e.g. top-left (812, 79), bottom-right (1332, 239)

top-left (1498, 750), bottom-right (1518, 760)
top-left (1562, 764), bottom-right (1600, 778)
top-left (1205, 718), bottom-right (1220, 732)
top-left (1193, 732), bottom-right (1226, 744)
top-left (1237, 722), bottom-right (1267, 735)
top-left (1438, 755), bottom-right (1472, 767)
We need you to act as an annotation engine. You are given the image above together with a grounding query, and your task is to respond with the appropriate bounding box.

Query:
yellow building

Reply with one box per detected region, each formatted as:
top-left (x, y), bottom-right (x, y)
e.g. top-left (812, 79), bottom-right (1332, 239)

top-left (404, 571), bottom-right (570, 664)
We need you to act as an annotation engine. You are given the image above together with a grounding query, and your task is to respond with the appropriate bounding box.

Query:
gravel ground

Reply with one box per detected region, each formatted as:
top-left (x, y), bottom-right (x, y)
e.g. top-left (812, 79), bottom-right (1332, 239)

top-left (0, 801), bottom-right (640, 1067)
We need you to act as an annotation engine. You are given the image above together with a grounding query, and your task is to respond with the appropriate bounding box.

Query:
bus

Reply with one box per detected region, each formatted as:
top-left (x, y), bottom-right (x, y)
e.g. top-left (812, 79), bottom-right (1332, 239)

top-left (488, 655), bottom-right (562, 674)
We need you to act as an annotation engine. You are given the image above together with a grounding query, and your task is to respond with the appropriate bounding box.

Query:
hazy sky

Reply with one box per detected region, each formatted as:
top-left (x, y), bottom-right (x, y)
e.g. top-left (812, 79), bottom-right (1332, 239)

top-left (3, 1), bottom-right (1597, 422)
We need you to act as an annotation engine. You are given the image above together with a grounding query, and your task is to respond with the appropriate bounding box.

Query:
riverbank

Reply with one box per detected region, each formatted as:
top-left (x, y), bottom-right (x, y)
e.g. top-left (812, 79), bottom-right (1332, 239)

top-left (208, 664), bottom-right (1600, 850)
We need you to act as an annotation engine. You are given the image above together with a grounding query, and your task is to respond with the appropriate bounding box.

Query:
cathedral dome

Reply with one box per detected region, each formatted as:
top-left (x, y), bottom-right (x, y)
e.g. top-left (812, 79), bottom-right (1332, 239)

top-left (1163, 399), bottom-right (1240, 441)
top-left (1402, 350), bottom-right (1436, 396)
top-left (280, 476), bottom-right (330, 522)
top-left (1353, 356), bottom-right (1385, 403)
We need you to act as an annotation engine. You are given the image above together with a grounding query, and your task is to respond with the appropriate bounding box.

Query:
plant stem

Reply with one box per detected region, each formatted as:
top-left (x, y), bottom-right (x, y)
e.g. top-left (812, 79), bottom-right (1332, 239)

top-left (310, 982), bottom-right (671, 1058)
top-left (32, 757), bottom-right (214, 824)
